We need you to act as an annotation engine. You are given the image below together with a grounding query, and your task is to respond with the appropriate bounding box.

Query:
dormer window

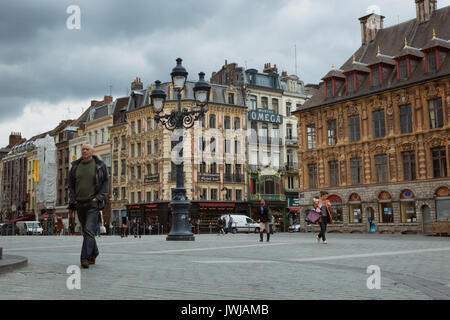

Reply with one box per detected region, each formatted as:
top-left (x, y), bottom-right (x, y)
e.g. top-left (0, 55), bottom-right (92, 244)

top-left (398, 58), bottom-right (408, 79)
top-left (228, 93), bottom-right (235, 104)
top-left (322, 67), bottom-right (345, 99)
top-left (346, 73), bottom-right (355, 93)
top-left (325, 79), bottom-right (333, 98)
top-left (426, 50), bottom-right (438, 72)
top-left (371, 65), bottom-right (381, 86)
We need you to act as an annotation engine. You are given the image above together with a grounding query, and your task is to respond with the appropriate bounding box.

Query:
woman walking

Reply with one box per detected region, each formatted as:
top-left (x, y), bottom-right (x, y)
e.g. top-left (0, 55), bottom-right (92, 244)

top-left (317, 191), bottom-right (333, 244)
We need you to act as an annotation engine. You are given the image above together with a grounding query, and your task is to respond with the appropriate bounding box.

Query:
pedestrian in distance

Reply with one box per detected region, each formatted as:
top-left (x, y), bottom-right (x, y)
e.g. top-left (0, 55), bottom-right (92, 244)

top-left (317, 191), bottom-right (333, 244)
top-left (227, 214), bottom-right (233, 234)
top-left (222, 217), bottom-right (228, 234)
top-left (68, 143), bottom-right (109, 269)
top-left (258, 199), bottom-right (272, 242)
top-left (132, 219), bottom-right (137, 238)
top-left (217, 217), bottom-right (225, 236)
top-left (56, 215), bottom-right (64, 236)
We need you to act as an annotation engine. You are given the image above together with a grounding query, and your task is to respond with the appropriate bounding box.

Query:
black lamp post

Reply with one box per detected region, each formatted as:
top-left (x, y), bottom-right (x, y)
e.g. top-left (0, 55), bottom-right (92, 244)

top-left (150, 58), bottom-right (211, 241)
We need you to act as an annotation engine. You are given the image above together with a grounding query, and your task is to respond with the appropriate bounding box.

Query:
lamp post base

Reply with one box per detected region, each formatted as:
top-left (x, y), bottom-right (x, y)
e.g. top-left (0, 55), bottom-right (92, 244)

top-left (167, 196), bottom-right (195, 241)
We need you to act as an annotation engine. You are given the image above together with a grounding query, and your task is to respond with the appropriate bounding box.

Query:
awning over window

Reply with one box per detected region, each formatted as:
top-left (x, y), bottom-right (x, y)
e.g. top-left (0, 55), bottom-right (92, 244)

top-left (7, 213), bottom-right (35, 223)
top-left (199, 203), bottom-right (235, 208)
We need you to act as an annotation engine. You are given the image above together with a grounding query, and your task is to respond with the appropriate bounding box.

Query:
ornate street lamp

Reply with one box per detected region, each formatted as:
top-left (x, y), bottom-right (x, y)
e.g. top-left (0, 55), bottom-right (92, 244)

top-left (150, 58), bottom-right (211, 241)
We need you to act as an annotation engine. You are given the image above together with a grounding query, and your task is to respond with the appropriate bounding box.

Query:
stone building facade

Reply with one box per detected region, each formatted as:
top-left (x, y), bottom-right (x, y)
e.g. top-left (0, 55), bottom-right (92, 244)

top-left (293, 1), bottom-right (450, 234)
top-left (110, 78), bottom-right (248, 232)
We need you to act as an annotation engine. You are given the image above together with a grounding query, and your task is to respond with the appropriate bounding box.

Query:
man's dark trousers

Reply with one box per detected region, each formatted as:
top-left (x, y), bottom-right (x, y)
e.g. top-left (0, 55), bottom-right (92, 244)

top-left (77, 200), bottom-right (99, 261)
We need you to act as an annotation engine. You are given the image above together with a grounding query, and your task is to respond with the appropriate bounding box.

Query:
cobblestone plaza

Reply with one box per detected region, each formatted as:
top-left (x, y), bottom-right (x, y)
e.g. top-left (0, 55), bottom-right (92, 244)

top-left (1, 233), bottom-right (449, 300)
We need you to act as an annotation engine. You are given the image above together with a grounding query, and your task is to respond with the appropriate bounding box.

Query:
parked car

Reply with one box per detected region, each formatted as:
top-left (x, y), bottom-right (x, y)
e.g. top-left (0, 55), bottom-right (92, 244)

top-left (288, 224), bottom-right (301, 232)
top-left (16, 221), bottom-right (43, 235)
top-left (0, 223), bottom-right (17, 235)
top-left (221, 214), bottom-right (260, 234)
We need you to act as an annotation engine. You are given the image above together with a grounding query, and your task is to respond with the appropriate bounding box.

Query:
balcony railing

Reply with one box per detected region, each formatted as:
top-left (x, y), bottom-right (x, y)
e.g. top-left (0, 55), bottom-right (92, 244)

top-left (224, 174), bottom-right (244, 183)
top-left (283, 163), bottom-right (299, 171)
top-left (257, 136), bottom-right (282, 145)
top-left (285, 138), bottom-right (299, 146)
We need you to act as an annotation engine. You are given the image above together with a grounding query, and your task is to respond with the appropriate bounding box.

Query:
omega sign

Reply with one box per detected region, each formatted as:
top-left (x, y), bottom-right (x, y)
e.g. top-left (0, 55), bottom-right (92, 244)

top-left (248, 109), bottom-right (283, 124)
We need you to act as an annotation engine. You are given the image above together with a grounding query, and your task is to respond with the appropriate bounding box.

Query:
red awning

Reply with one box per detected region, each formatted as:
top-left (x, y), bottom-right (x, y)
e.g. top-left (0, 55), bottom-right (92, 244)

top-left (287, 207), bottom-right (300, 213)
top-left (7, 213), bottom-right (35, 223)
top-left (199, 203), bottom-right (235, 208)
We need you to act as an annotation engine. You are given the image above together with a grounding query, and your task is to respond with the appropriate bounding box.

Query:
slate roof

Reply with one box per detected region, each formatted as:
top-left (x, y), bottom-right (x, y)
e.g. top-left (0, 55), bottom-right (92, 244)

top-left (298, 5), bottom-right (450, 112)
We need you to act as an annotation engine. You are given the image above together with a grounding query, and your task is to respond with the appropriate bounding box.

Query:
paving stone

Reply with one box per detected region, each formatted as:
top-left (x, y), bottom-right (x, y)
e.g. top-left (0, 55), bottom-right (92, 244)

top-left (0, 233), bottom-right (449, 299)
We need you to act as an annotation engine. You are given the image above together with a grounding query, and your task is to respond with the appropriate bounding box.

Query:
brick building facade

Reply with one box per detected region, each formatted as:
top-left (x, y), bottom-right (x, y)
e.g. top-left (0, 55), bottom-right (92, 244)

top-left (293, 0), bottom-right (450, 234)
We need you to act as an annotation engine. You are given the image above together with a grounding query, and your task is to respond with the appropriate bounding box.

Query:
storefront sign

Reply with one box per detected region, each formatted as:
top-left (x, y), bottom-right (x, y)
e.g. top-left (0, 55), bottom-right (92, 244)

top-left (288, 198), bottom-right (300, 207)
top-left (144, 174), bottom-right (159, 184)
top-left (198, 173), bottom-right (220, 182)
top-left (248, 109), bottom-right (283, 124)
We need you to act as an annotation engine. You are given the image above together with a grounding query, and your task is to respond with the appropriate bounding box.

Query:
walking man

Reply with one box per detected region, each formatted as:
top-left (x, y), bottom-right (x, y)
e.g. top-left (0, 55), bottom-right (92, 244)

top-left (258, 199), bottom-right (272, 242)
top-left (68, 144), bottom-right (109, 269)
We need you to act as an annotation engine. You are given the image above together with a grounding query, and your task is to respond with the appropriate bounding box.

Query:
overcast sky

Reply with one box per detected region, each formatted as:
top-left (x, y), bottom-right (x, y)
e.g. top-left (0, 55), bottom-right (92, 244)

top-left (1, 0), bottom-right (449, 147)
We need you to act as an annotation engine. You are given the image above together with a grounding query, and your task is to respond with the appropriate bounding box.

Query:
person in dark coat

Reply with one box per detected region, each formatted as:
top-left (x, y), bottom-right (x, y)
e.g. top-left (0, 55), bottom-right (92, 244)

top-left (258, 199), bottom-right (272, 242)
top-left (217, 217), bottom-right (225, 235)
top-left (68, 143), bottom-right (109, 269)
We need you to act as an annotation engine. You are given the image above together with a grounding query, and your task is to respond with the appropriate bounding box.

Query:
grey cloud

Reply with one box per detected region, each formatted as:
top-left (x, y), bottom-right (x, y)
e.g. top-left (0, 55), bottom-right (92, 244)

top-left (0, 0), bottom-right (445, 142)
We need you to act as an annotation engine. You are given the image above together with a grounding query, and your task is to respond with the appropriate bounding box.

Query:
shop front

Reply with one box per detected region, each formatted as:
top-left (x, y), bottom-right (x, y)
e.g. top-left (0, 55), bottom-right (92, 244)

top-left (250, 200), bottom-right (287, 232)
top-left (189, 201), bottom-right (248, 233)
top-left (126, 202), bottom-right (170, 235)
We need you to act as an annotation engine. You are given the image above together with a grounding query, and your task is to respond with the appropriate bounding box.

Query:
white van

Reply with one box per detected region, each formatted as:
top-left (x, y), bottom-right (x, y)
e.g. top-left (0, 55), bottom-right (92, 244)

top-left (16, 221), bottom-right (43, 235)
top-left (221, 214), bottom-right (260, 234)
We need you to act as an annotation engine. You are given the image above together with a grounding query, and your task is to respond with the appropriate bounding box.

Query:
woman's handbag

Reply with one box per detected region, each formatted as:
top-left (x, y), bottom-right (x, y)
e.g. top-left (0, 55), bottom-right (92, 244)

top-left (306, 210), bottom-right (321, 224)
top-left (100, 225), bottom-right (107, 234)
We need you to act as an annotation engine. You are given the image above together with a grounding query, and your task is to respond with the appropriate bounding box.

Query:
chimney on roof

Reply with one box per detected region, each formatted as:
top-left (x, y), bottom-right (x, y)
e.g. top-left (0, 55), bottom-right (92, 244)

top-left (91, 100), bottom-right (99, 106)
top-left (131, 77), bottom-right (143, 90)
top-left (359, 13), bottom-right (384, 44)
top-left (415, 0), bottom-right (437, 23)
top-left (103, 95), bottom-right (113, 104)
top-left (8, 132), bottom-right (23, 148)
top-left (263, 63), bottom-right (278, 74)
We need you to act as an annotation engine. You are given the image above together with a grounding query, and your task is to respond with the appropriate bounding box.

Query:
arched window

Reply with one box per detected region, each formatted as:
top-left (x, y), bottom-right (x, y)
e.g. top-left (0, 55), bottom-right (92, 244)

top-left (435, 187), bottom-right (450, 220)
top-left (264, 178), bottom-right (275, 194)
top-left (260, 176), bottom-right (280, 195)
top-left (378, 191), bottom-right (393, 223)
top-left (400, 190), bottom-right (416, 223)
top-left (349, 193), bottom-right (362, 223)
top-left (328, 195), bottom-right (343, 223)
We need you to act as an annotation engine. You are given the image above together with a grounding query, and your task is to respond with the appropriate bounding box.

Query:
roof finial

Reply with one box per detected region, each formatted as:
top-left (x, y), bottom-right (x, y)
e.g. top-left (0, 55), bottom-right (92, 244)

top-left (377, 45), bottom-right (381, 56)
top-left (404, 38), bottom-right (408, 48)
top-left (432, 28), bottom-right (436, 40)
top-left (331, 64), bottom-right (335, 70)
top-left (352, 55), bottom-right (356, 63)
